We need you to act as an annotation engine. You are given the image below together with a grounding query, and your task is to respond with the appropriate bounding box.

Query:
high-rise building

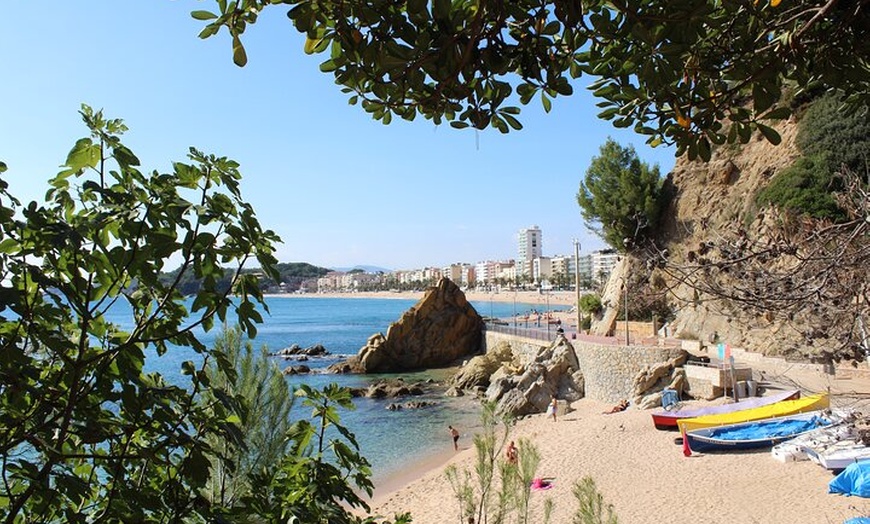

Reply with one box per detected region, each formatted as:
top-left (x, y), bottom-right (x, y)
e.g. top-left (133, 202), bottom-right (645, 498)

top-left (517, 225), bottom-right (542, 276)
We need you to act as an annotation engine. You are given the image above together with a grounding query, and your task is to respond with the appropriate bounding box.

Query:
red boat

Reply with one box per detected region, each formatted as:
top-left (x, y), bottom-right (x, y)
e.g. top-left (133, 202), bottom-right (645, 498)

top-left (651, 388), bottom-right (801, 430)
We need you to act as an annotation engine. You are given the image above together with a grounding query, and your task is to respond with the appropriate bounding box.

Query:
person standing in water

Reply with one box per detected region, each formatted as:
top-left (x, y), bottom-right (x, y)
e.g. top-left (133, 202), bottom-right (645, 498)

top-left (449, 425), bottom-right (460, 450)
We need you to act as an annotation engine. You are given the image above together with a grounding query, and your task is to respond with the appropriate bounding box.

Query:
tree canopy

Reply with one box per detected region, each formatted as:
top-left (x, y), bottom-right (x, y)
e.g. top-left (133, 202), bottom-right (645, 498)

top-left (0, 106), bottom-right (280, 521)
top-left (576, 138), bottom-right (663, 250)
top-left (196, 0), bottom-right (869, 160)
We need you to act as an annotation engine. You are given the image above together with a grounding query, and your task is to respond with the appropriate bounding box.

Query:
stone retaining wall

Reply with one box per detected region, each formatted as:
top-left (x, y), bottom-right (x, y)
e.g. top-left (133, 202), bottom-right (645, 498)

top-left (483, 331), bottom-right (685, 403)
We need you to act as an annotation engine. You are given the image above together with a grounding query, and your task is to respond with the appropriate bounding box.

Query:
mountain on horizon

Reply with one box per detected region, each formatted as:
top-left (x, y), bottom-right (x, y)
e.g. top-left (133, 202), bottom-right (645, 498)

top-left (330, 265), bottom-right (393, 274)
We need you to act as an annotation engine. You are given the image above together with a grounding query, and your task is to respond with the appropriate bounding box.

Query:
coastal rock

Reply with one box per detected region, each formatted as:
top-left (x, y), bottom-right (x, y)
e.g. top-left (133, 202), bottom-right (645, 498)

top-left (451, 340), bottom-right (515, 390)
top-left (338, 278), bottom-right (484, 373)
top-left (484, 335), bottom-right (585, 417)
top-left (282, 364), bottom-right (311, 375)
top-left (631, 353), bottom-right (688, 394)
top-left (631, 354), bottom-right (689, 407)
top-left (386, 400), bottom-right (435, 411)
top-left (348, 379), bottom-right (426, 399)
top-left (276, 343), bottom-right (330, 358)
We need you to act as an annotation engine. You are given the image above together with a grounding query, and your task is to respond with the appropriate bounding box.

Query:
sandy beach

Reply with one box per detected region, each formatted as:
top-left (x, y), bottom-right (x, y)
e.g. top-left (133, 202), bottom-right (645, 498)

top-left (286, 289), bottom-right (579, 308)
top-left (366, 391), bottom-right (870, 524)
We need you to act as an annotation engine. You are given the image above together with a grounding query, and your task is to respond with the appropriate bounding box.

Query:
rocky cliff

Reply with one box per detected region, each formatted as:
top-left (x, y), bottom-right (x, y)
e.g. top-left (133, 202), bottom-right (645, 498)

top-left (595, 116), bottom-right (831, 358)
top-left (333, 278), bottom-right (484, 373)
top-left (658, 119), bottom-right (805, 355)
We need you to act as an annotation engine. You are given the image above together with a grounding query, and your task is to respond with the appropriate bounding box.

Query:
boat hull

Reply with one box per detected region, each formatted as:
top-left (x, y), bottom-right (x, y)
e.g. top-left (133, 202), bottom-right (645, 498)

top-left (685, 410), bottom-right (834, 453)
top-left (677, 393), bottom-right (829, 434)
top-left (651, 389), bottom-right (800, 430)
top-left (805, 439), bottom-right (870, 471)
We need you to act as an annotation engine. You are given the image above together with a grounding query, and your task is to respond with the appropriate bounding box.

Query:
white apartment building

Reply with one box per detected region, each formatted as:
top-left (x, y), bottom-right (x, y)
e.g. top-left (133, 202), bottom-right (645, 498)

top-left (591, 249), bottom-right (619, 284)
top-left (550, 255), bottom-right (573, 279)
top-left (516, 225), bottom-right (542, 276)
top-left (532, 256), bottom-right (552, 284)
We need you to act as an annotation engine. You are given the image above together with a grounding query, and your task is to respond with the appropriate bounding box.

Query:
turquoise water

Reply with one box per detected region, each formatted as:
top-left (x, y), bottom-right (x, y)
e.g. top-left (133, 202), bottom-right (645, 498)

top-left (106, 296), bottom-right (534, 480)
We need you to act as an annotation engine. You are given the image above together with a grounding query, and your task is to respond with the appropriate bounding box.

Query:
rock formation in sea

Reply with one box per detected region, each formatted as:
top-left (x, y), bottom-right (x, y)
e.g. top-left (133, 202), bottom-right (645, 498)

top-left (328, 278), bottom-right (484, 373)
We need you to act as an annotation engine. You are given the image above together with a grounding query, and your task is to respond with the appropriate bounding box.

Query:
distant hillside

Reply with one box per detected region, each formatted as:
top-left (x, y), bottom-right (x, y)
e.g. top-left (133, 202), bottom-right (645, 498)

top-left (159, 261), bottom-right (331, 295)
top-left (330, 265), bottom-right (392, 273)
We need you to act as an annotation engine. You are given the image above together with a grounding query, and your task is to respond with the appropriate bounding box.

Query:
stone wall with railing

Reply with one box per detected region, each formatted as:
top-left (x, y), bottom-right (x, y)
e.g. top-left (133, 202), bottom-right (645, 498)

top-left (483, 328), bottom-right (686, 403)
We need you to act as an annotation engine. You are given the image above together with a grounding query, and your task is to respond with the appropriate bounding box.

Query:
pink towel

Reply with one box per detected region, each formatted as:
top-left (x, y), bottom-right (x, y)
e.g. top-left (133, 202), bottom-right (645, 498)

top-left (531, 477), bottom-right (553, 490)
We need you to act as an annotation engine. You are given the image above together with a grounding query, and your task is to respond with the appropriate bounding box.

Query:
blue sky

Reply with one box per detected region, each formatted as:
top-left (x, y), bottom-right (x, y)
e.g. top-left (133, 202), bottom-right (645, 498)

top-left (0, 1), bottom-right (676, 271)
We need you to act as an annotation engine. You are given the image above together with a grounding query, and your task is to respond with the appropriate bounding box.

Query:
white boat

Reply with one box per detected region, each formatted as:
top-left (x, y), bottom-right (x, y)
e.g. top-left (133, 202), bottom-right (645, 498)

top-left (805, 438), bottom-right (870, 471)
top-left (771, 409), bottom-right (857, 463)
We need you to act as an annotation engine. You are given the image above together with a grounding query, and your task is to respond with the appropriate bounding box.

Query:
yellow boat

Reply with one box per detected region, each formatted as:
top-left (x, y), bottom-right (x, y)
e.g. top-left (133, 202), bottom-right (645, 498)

top-left (677, 393), bottom-right (830, 434)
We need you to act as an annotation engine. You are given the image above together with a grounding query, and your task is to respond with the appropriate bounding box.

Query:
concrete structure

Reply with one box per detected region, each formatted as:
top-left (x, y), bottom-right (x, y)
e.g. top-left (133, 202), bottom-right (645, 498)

top-left (591, 249), bottom-right (619, 285)
top-left (517, 226), bottom-right (542, 276)
top-left (482, 330), bottom-right (685, 403)
top-left (532, 256), bottom-right (552, 284)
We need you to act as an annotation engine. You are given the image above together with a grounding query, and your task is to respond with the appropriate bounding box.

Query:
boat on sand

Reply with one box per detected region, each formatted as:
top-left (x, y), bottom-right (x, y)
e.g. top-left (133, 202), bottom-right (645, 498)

top-left (805, 438), bottom-right (870, 472)
top-left (651, 389), bottom-right (800, 430)
top-left (677, 393), bottom-right (829, 435)
top-left (771, 409), bottom-right (857, 463)
top-left (684, 410), bottom-right (834, 453)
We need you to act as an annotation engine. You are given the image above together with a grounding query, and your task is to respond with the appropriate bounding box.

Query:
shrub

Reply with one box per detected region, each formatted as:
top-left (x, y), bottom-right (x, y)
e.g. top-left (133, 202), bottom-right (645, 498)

top-left (756, 155), bottom-right (848, 222)
top-left (797, 94), bottom-right (870, 173)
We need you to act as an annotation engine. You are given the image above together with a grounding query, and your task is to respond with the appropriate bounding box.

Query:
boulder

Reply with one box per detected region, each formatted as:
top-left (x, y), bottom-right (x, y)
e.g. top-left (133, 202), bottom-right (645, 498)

top-left (631, 353), bottom-right (688, 395)
top-left (451, 340), bottom-right (515, 390)
top-left (342, 278), bottom-right (484, 373)
top-left (484, 335), bottom-right (585, 417)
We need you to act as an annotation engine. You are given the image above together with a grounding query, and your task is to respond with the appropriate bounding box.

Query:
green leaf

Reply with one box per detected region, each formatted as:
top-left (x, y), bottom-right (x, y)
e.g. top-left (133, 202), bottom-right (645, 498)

top-left (541, 92), bottom-right (552, 113)
top-left (191, 10), bottom-right (217, 21)
top-left (232, 34), bottom-right (248, 66)
top-left (756, 123), bottom-right (782, 145)
top-left (64, 138), bottom-right (100, 172)
top-left (762, 106), bottom-right (791, 120)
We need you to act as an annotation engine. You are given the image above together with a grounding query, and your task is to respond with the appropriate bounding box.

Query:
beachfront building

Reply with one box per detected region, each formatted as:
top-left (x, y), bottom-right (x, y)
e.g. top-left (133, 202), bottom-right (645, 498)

top-left (441, 264), bottom-right (464, 283)
top-left (591, 249), bottom-right (619, 286)
top-left (422, 266), bottom-right (442, 282)
top-left (550, 254), bottom-right (576, 289)
top-left (516, 225), bottom-right (542, 277)
top-left (577, 254), bottom-right (594, 288)
top-left (341, 271), bottom-right (380, 290)
top-left (460, 264), bottom-right (475, 287)
top-left (532, 256), bottom-right (552, 285)
top-left (474, 260), bottom-right (515, 289)
top-left (493, 260), bottom-right (515, 287)
top-left (474, 260), bottom-right (497, 286)
top-left (316, 271), bottom-right (345, 293)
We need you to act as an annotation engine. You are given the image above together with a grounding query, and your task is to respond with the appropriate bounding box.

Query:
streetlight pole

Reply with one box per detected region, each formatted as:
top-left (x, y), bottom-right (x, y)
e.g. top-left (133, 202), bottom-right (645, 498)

top-left (573, 238), bottom-right (581, 336)
top-left (546, 288), bottom-right (551, 338)
top-left (624, 276), bottom-right (630, 345)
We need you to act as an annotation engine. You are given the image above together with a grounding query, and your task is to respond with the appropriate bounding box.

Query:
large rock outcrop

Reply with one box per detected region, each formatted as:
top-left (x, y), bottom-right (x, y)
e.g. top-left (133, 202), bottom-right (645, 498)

top-left (481, 335), bottom-right (585, 417)
top-left (334, 278), bottom-right (484, 373)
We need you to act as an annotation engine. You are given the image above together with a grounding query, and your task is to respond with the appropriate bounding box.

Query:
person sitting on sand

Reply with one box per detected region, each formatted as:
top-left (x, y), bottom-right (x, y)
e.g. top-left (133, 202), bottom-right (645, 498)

top-left (603, 399), bottom-right (629, 414)
top-left (505, 440), bottom-right (518, 464)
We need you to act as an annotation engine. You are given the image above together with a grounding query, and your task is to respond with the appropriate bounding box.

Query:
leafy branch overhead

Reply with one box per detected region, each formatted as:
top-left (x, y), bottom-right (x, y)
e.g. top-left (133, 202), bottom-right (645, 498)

top-left (195, 0), bottom-right (869, 159)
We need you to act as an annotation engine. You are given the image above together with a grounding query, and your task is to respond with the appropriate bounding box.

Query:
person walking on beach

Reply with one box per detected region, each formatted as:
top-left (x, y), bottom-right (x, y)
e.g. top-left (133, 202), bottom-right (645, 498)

top-left (505, 440), bottom-right (518, 464)
top-left (449, 425), bottom-right (460, 451)
top-left (546, 395), bottom-right (558, 422)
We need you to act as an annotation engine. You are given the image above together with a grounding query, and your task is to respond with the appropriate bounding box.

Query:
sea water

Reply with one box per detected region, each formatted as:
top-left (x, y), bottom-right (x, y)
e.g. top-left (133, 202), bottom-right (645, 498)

top-left (104, 296), bottom-right (536, 481)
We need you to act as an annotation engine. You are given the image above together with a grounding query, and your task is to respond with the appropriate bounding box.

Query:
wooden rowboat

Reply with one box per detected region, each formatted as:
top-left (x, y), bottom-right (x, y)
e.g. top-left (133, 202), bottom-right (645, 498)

top-left (684, 410), bottom-right (834, 453)
top-left (677, 393), bottom-right (829, 435)
top-left (651, 388), bottom-right (800, 430)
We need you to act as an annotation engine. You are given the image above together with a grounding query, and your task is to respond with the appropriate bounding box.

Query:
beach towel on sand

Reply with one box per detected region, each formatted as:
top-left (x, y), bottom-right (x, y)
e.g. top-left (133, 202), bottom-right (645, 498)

top-left (531, 478), bottom-right (553, 491)
top-left (829, 461), bottom-right (870, 497)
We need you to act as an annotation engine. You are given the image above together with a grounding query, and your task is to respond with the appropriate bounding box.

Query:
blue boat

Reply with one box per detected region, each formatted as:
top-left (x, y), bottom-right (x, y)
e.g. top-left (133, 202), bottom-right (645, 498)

top-left (684, 410), bottom-right (835, 453)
